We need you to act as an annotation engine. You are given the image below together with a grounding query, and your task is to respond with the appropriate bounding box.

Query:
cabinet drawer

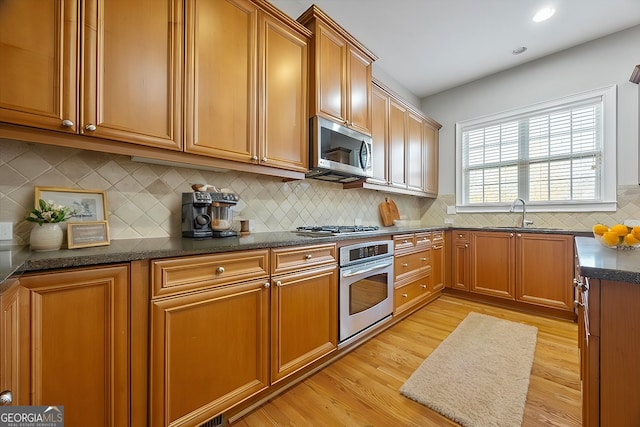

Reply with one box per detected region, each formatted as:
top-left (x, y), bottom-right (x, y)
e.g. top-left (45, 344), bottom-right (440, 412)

top-left (152, 249), bottom-right (269, 298)
top-left (394, 250), bottom-right (431, 284)
top-left (393, 234), bottom-right (415, 253)
top-left (454, 230), bottom-right (469, 242)
top-left (432, 231), bottom-right (444, 242)
top-left (271, 243), bottom-right (336, 275)
top-left (394, 277), bottom-right (431, 315)
top-left (415, 232), bottom-right (432, 248)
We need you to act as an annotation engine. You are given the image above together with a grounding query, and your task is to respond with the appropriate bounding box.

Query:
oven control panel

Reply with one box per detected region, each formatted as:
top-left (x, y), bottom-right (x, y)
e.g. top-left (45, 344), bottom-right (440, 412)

top-left (339, 240), bottom-right (394, 266)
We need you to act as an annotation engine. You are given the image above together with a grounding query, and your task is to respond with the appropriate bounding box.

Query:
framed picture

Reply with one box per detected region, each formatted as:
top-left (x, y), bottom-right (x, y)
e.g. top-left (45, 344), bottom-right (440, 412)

top-left (67, 221), bottom-right (110, 249)
top-left (35, 187), bottom-right (108, 222)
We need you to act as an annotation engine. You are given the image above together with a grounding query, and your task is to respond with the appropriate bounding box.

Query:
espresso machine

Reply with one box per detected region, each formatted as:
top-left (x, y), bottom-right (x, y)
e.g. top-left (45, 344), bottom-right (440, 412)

top-left (181, 192), bottom-right (213, 238)
top-left (209, 191), bottom-right (239, 238)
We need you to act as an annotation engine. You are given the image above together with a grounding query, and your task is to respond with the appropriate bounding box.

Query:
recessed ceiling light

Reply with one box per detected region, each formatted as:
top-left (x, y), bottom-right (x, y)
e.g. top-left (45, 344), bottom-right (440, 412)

top-left (512, 46), bottom-right (528, 55)
top-left (533, 7), bottom-right (555, 22)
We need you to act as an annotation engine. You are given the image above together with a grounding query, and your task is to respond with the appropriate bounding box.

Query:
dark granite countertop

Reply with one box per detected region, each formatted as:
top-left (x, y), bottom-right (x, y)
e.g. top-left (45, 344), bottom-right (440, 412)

top-left (0, 225), bottom-right (591, 293)
top-left (575, 236), bottom-right (640, 284)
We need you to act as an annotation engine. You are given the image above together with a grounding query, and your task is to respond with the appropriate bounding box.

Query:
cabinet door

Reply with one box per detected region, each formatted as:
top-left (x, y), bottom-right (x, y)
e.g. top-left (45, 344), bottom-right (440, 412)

top-left (470, 231), bottom-right (515, 299)
top-left (260, 12), bottom-right (308, 172)
top-left (346, 46), bottom-right (372, 135)
top-left (315, 22), bottom-right (346, 124)
top-left (515, 233), bottom-right (574, 310)
top-left (388, 99), bottom-right (407, 188)
top-left (184, 0), bottom-right (257, 160)
top-left (453, 241), bottom-right (469, 291)
top-left (0, 0), bottom-right (78, 132)
top-left (369, 85), bottom-right (389, 185)
top-left (271, 265), bottom-right (337, 383)
top-left (431, 236), bottom-right (444, 292)
top-left (150, 279), bottom-right (269, 427)
top-left (82, 0), bottom-right (182, 149)
top-left (424, 121), bottom-right (439, 196)
top-left (406, 110), bottom-right (423, 192)
top-left (18, 265), bottom-right (130, 427)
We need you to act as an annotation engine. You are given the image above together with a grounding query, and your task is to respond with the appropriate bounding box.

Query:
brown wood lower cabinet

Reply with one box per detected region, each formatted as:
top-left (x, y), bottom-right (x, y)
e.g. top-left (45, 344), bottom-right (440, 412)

top-left (577, 275), bottom-right (640, 426)
top-left (453, 230), bottom-right (574, 317)
top-left (2, 265), bottom-right (130, 427)
top-left (150, 279), bottom-right (270, 427)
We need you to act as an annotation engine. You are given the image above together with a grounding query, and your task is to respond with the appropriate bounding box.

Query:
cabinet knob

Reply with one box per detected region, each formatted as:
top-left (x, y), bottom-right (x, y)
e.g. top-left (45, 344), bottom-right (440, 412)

top-left (215, 266), bottom-right (225, 274)
top-left (465, 244), bottom-right (468, 248)
top-left (517, 233), bottom-right (522, 238)
top-left (402, 293), bottom-right (408, 298)
top-left (276, 280), bottom-right (282, 287)
top-left (510, 233), bottom-right (514, 238)
top-left (305, 254), bottom-right (312, 260)
top-left (85, 124), bottom-right (97, 131)
top-left (0, 390), bottom-right (12, 405)
top-left (420, 284), bottom-right (427, 289)
top-left (458, 234), bottom-right (463, 238)
top-left (402, 239), bottom-right (408, 244)
top-left (420, 257), bottom-right (427, 262)
top-left (61, 119), bottom-right (74, 127)
top-left (574, 300), bottom-right (584, 308)
top-left (402, 263), bottom-right (408, 268)
top-left (263, 282), bottom-right (270, 289)
top-left (251, 155), bottom-right (258, 161)
top-left (262, 157), bottom-right (267, 162)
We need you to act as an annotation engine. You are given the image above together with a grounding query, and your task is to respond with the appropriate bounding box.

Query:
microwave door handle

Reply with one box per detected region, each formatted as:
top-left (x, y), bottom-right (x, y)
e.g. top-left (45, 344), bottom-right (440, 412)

top-left (359, 140), bottom-right (371, 170)
top-left (342, 260), bottom-right (392, 278)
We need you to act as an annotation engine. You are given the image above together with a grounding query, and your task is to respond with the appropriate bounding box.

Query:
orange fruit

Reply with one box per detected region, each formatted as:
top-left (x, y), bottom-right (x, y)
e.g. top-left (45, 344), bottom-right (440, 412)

top-left (633, 226), bottom-right (640, 239)
top-left (602, 231), bottom-right (620, 247)
top-left (624, 233), bottom-right (640, 246)
top-left (592, 224), bottom-right (609, 235)
top-left (610, 223), bottom-right (629, 237)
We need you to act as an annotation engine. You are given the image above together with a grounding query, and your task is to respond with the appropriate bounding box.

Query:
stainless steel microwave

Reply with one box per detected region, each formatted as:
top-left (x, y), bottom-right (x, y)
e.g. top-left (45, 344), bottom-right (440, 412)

top-left (306, 116), bottom-right (373, 183)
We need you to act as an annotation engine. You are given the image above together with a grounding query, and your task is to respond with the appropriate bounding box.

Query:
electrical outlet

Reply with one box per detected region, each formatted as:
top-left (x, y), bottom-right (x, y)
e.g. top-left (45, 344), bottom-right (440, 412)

top-left (444, 218), bottom-right (454, 224)
top-left (0, 222), bottom-right (13, 240)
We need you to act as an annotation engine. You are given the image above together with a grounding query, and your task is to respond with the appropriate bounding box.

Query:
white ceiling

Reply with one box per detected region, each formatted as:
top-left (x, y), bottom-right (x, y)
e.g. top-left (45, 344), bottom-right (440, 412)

top-left (269, 0), bottom-right (640, 98)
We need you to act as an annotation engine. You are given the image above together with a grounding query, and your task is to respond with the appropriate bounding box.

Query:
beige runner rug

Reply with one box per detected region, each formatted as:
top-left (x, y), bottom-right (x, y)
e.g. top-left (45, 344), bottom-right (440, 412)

top-left (400, 312), bottom-right (538, 427)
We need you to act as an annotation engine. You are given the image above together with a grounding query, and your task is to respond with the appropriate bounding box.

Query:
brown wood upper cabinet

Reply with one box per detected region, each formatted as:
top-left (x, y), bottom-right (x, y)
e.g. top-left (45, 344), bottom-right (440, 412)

top-left (0, 0), bottom-right (183, 150)
top-left (184, 0), bottom-right (310, 172)
top-left (347, 80), bottom-right (441, 197)
top-left (298, 5), bottom-right (376, 136)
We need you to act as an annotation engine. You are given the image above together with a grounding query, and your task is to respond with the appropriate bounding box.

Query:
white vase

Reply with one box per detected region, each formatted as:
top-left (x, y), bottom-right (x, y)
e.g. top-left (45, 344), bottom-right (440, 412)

top-left (30, 223), bottom-right (64, 252)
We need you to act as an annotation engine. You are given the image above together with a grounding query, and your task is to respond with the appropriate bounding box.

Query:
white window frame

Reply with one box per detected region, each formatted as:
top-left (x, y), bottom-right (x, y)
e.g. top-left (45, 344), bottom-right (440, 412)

top-left (455, 85), bottom-right (617, 213)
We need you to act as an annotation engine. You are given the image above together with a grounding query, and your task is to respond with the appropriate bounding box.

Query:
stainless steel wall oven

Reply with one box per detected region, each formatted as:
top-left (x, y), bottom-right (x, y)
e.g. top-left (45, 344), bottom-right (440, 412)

top-left (339, 240), bottom-right (394, 345)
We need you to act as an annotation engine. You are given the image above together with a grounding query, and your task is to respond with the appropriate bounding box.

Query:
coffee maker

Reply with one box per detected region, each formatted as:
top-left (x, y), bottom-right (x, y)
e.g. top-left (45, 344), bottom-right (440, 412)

top-left (209, 191), bottom-right (239, 238)
top-left (181, 192), bottom-right (213, 238)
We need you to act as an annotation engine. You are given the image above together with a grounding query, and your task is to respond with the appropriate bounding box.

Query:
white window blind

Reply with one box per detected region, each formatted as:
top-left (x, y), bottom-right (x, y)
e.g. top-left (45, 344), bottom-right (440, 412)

top-left (455, 86), bottom-right (617, 212)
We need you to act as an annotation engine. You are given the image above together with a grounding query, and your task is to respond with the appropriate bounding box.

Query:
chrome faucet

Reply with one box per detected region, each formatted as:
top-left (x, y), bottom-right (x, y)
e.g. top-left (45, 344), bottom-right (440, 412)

top-left (509, 198), bottom-right (534, 227)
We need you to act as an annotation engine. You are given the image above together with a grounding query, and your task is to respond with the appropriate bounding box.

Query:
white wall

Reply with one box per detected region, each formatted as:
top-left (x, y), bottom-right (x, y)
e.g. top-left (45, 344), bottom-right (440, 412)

top-left (421, 25), bottom-right (640, 194)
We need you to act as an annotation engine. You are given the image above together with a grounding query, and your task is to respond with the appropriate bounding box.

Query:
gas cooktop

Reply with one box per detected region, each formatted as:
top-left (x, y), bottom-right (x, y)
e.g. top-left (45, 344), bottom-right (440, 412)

top-left (295, 225), bottom-right (380, 235)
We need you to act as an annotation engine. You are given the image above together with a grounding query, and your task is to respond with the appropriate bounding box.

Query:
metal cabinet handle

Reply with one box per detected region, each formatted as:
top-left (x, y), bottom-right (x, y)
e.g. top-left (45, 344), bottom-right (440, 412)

top-left (402, 263), bottom-right (408, 267)
top-left (61, 119), bottom-right (74, 127)
top-left (420, 257), bottom-right (427, 262)
top-left (402, 293), bottom-right (408, 298)
top-left (305, 254), bottom-right (312, 260)
top-left (216, 266), bottom-right (224, 274)
top-left (402, 239), bottom-right (408, 244)
top-left (85, 124), bottom-right (97, 131)
top-left (573, 278), bottom-right (588, 291)
top-left (276, 280), bottom-right (282, 287)
top-left (264, 282), bottom-right (270, 288)
top-left (0, 390), bottom-right (12, 405)
top-left (420, 284), bottom-right (427, 289)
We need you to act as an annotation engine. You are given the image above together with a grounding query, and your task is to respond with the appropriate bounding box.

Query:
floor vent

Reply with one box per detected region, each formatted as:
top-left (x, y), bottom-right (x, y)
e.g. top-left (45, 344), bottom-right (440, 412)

top-left (200, 415), bottom-right (224, 427)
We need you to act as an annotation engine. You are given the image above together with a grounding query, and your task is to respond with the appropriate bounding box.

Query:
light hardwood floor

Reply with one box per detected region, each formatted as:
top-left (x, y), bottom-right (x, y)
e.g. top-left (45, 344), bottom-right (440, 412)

top-left (233, 295), bottom-right (581, 426)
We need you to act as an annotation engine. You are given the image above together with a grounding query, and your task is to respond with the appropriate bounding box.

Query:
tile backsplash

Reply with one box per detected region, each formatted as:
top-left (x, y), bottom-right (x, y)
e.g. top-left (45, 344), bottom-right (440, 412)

top-left (1, 139), bottom-right (421, 245)
top-left (3, 139), bottom-right (640, 246)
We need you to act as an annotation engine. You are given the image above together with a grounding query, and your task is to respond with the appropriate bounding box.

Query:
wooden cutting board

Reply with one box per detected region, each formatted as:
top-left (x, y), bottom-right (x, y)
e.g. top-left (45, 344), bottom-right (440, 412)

top-left (379, 197), bottom-right (400, 226)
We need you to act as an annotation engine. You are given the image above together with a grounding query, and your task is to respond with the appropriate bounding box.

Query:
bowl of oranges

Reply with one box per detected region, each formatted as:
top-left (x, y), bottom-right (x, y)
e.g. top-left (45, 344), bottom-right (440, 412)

top-left (592, 223), bottom-right (640, 249)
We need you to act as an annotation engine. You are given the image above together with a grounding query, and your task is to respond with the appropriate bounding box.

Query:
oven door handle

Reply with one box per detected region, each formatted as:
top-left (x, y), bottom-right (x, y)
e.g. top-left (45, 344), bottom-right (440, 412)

top-left (342, 260), bottom-right (392, 278)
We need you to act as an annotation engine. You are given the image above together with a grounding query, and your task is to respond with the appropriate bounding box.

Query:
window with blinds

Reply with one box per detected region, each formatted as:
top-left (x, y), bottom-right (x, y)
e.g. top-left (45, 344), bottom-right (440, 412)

top-left (455, 86), bottom-right (617, 212)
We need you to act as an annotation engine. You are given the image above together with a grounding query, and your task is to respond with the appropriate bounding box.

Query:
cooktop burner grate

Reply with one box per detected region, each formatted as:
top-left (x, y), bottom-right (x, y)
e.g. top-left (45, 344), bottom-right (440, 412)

top-left (295, 225), bottom-right (380, 234)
